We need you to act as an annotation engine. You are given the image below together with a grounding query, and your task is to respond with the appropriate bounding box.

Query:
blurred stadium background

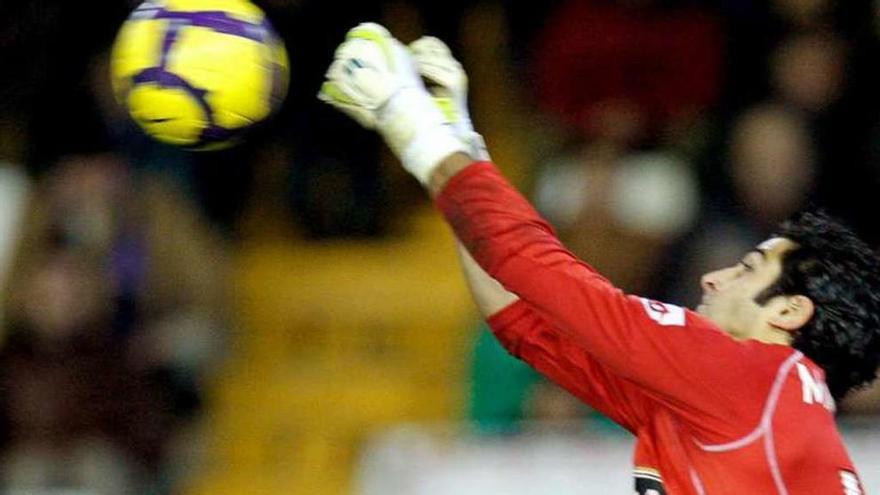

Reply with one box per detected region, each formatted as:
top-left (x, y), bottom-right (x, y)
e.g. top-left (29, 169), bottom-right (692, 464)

top-left (2, 0), bottom-right (880, 493)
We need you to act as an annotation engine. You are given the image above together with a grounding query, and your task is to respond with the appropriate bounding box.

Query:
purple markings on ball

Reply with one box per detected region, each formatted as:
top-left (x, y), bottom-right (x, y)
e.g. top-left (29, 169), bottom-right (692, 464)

top-left (154, 10), bottom-right (269, 43)
top-left (131, 67), bottom-right (238, 148)
top-left (132, 68), bottom-right (212, 122)
top-left (198, 124), bottom-right (237, 145)
top-left (158, 20), bottom-right (183, 70)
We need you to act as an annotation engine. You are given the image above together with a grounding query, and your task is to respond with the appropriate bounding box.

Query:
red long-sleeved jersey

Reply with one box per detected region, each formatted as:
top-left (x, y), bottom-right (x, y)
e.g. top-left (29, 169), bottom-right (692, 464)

top-left (436, 162), bottom-right (865, 494)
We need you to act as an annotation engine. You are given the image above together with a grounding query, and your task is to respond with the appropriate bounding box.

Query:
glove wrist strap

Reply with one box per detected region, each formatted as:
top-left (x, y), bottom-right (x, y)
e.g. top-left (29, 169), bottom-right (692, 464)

top-left (379, 87), bottom-right (468, 185)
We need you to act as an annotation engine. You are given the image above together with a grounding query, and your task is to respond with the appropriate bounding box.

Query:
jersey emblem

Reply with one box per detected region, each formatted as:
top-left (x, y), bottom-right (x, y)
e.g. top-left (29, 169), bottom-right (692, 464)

top-left (796, 362), bottom-right (835, 411)
top-left (639, 298), bottom-right (685, 327)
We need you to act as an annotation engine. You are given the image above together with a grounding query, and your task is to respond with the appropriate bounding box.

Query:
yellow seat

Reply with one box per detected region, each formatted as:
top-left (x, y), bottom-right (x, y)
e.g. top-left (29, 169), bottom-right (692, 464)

top-left (185, 210), bottom-right (476, 494)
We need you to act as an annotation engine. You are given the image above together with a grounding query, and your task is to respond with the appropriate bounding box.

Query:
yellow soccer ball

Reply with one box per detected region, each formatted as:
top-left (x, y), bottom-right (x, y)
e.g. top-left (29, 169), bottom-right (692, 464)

top-left (110, 0), bottom-right (289, 150)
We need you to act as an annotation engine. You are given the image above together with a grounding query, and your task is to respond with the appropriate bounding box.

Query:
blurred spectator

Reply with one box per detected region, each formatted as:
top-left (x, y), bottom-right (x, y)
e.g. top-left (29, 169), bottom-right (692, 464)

top-left (765, 26), bottom-right (880, 243)
top-left (728, 105), bottom-right (818, 225)
top-left (0, 152), bottom-right (228, 492)
top-left (770, 31), bottom-right (845, 114)
top-left (771, 0), bottom-right (833, 29)
top-left (654, 103), bottom-right (817, 306)
top-left (15, 154), bottom-right (229, 343)
top-left (0, 250), bottom-right (171, 494)
top-left (533, 142), bottom-right (698, 294)
top-left (530, 0), bottom-right (723, 146)
top-left (711, 0), bottom-right (841, 115)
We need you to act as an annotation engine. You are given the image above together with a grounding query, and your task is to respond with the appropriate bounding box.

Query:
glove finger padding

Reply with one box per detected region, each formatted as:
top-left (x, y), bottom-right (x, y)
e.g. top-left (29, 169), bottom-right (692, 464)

top-left (409, 37), bottom-right (467, 95)
top-left (410, 36), bottom-right (452, 57)
top-left (319, 23), bottom-right (419, 124)
top-left (409, 36), bottom-right (490, 162)
top-left (319, 23), bottom-right (468, 184)
top-left (318, 61), bottom-right (377, 128)
top-left (344, 22), bottom-right (397, 65)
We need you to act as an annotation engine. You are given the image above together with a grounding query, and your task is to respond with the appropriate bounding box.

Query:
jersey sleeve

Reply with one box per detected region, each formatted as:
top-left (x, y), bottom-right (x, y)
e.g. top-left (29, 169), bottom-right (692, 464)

top-left (488, 299), bottom-right (654, 433)
top-left (436, 162), bottom-right (782, 438)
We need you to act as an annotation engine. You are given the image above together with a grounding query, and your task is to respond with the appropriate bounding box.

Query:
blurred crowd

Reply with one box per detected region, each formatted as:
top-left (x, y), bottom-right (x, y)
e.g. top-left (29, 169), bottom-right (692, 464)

top-left (2, 0), bottom-right (880, 493)
top-left (0, 153), bottom-right (228, 493)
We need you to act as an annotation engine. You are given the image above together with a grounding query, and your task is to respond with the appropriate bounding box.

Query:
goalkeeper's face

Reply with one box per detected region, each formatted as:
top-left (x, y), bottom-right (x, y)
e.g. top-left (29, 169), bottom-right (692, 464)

top-left (696, 237), bottom-right (806, 341)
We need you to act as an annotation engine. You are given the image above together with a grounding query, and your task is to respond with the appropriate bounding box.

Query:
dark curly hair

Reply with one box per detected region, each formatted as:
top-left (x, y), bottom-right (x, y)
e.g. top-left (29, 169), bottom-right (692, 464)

top-left (754, 211), bottom-right (880, 400)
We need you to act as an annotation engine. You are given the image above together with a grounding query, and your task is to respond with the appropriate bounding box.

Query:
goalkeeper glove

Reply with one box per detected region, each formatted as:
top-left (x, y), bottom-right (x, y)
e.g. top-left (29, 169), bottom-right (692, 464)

top-left (318, 23), bottom-right (467, 184)
top-left (409, 36), bottom-right (489, 162)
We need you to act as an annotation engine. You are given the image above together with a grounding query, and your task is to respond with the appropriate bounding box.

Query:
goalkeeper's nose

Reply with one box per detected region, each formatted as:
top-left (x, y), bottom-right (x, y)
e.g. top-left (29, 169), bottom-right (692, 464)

top-left (700, 267), bottom-right (733, 294)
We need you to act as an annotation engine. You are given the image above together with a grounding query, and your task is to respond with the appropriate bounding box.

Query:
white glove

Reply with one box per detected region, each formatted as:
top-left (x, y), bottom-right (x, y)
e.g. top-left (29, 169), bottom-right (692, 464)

top-left (409, 36), bottom-right (490, 161)
top-left (318, 23), bottom-right (467, 184)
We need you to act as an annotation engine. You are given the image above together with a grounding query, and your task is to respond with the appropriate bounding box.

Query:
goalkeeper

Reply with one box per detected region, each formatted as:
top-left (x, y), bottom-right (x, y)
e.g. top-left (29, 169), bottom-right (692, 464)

top-left (319, 23), bottom-right (880, 494)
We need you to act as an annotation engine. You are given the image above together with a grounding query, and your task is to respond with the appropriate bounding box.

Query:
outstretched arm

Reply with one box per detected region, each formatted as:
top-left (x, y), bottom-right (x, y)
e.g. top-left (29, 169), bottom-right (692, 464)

top-left (406, 36), bottom-right (656, 432)
top-left (318, 23), bottom-right (774, 441)
top-left (456, 241), bottom-right (518, 318)
top-left (457, 238), bottom-right (652, 432)
top-left (432, 158), bottom-right (779, 438)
